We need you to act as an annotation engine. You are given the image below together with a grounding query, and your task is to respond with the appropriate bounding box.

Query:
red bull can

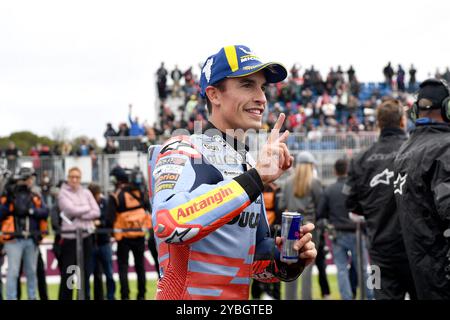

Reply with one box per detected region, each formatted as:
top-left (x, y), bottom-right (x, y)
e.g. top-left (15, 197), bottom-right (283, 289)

top-left (280, 212), bottom-right (303, 264)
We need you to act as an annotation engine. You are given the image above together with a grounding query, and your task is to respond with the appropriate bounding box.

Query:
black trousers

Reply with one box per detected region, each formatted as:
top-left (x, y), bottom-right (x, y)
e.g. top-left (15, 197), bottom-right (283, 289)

top-left (251, 280), bottom-right (281, 300)
top-left (58, 236), bottom-right (93, 300)
top-left (370, 255), bottom-right (417, 300)
top-left (93, 255), bottom-right (104, 300)
top-left (117, 237), bottom-right (146, 300)
top-left (315, 230), bottom-right (331, 297)
top-left (147, 230), bottom-right (160, 278)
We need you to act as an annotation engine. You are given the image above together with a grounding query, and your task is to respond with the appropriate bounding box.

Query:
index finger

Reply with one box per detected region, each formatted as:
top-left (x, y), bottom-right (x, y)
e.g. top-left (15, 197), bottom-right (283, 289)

top-left (300, 223), bottom-right (315, 234)
top-left (269, 113), bottom-right (286, 142)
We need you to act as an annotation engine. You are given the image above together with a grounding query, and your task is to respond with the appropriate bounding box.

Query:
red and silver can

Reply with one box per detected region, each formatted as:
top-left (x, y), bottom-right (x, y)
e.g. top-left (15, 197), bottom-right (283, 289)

top-left (280, 212), bottom-right (303, 264)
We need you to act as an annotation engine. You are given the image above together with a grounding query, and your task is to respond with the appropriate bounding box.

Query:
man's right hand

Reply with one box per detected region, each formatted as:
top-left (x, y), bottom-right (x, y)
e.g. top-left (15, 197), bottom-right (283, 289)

top-left (255, 113), bottom-right (293, 184)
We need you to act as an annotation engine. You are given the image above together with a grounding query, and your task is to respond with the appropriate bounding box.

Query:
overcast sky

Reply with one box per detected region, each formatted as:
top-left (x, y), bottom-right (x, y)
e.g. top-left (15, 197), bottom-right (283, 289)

top-left (1, 0), bottom-right (450, 145)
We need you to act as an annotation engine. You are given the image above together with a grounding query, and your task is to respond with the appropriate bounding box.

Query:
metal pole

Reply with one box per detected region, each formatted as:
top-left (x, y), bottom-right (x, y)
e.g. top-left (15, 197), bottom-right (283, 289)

top-left (75, 228), bottom-right (85, 300)
top-left (355, 221), bottom-right (366, 300)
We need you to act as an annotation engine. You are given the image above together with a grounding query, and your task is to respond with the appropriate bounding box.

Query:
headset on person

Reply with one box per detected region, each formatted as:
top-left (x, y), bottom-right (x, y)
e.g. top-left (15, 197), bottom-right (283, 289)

top-left (410, 78), bottom-right (450, 123)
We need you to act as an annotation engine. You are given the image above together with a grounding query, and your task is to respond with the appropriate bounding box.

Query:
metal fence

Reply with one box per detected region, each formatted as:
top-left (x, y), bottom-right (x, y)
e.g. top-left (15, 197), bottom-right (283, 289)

top-left (3, 132), bottom-right (378, 192)
top-left (109, 136), bottom-right (151, 152)
top-left (0, 227), bottom-right (153, 300)
top-left (110, 132), bottom-right (378, 153)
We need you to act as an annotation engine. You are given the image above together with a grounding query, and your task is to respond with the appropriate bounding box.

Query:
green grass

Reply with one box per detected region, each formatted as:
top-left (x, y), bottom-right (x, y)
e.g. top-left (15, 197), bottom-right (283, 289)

top-left (279, 273), bottom-right (341, 300)
top-left (42, 279), bottom-right (158, 300)
top-left (18, 273), bottom-right (343, 300)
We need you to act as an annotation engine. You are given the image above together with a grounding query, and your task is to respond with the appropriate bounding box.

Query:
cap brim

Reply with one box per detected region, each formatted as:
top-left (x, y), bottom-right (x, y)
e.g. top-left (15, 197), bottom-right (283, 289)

top-left (227, 62), bottom-right (288, 83)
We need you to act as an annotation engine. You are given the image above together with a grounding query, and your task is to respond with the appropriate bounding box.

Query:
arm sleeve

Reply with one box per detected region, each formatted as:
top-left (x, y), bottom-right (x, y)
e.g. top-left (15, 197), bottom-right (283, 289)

top-left (32, 195), bottom-right (49, 219)
top-left (151, 137), bottom-right (263, 245)
top-left (58, 192), bottom-right (90, 218)
top-left (0, 195), bottom-right (9, 220)
top-left (105, 195), bottom-right (117, 228)
top-left (251, 199), bottom-right (306, 283)
top-left (316, 189), bottom-right (329, 221)
top-left (345, 156), bottom-right (364, 215)
top-left (80, 190), bottom-right (101, 220)
top-left (277, 181), bottom-right (287, 212)
top-left (431, 151), bottom-right (450, 224)
top-left (128, 113), bottom-right (133, 126)
top-left (311, 179), bottom-right (323, 211)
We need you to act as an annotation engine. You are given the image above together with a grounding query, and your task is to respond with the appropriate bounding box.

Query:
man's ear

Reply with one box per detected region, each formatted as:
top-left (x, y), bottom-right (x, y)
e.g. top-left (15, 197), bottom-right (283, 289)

top-left (205, 86), bottom-right (221, 106)
top-left (400, 114), bottom-right (407, 129)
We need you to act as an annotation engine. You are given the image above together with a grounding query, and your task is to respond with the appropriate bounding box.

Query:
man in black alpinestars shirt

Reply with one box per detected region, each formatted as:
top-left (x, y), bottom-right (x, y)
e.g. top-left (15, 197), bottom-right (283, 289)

top-left (346, 99), bottom-right (417, 300)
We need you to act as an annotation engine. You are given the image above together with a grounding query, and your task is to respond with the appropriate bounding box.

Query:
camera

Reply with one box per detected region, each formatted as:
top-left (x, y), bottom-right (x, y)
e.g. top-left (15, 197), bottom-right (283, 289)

top-left (110, 165), bottom-right (145, 188)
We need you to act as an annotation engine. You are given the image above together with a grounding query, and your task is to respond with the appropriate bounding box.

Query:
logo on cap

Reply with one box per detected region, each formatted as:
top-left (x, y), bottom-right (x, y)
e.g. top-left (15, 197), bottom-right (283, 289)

top-left (238, 47), bottom-right (254, 55)
top-left (202, 57), bottom-right (213, 83)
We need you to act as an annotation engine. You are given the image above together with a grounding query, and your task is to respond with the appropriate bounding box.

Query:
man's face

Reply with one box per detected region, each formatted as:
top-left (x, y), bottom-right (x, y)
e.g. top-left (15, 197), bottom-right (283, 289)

top-left (25, 176), bottom-right (35, 188)
top-left (214, 71), bottom-right (268, 131)
top-left (17, 176), bottom-right (34, 188)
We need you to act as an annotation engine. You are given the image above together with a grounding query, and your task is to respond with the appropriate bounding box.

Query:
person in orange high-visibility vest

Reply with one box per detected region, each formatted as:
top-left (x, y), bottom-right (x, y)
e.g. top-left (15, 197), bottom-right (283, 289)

top-left (106, 166), bottom-right (151, 300)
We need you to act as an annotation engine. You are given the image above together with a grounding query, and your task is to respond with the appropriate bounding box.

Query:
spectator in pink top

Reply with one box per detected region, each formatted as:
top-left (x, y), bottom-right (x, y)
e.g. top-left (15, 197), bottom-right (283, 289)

top-left (57, 166), bottom-right (100, 300)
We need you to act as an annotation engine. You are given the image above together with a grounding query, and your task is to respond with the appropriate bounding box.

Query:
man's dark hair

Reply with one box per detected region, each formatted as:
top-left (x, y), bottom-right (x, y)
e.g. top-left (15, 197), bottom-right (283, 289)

top-left (335, 158), bottom-right (348, 176)
top-left (377, 99), bottom-right (404, 129)
top-left (205, 80), bottom-right (226, 114)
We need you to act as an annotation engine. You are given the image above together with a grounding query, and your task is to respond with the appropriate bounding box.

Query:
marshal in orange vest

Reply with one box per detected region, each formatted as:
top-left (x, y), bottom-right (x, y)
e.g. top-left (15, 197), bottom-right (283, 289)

top-left (111, 188), bottom-right (152, 241)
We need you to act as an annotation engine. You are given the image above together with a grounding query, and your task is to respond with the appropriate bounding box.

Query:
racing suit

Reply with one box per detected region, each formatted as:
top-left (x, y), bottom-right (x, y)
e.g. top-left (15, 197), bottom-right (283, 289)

top-left (148, 122), bottom-right (305, 300)
top-left (346, 127), bottom-right (416, 299)
top-left (394, 121), bottom-right (450, 299)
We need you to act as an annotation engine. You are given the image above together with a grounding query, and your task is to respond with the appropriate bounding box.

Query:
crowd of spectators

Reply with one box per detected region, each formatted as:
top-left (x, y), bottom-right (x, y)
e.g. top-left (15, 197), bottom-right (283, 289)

top-left (151, 61), bottom-right (450, 142)
top-left (3, 62), bottom-right (450, 178)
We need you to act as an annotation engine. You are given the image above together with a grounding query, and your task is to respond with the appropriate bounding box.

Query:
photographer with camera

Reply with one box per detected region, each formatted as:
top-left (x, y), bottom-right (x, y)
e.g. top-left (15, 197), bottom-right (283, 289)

top-left (0, 166), bottom-right (48, 300)
top-left (106, 166), bottom-right (151, 300)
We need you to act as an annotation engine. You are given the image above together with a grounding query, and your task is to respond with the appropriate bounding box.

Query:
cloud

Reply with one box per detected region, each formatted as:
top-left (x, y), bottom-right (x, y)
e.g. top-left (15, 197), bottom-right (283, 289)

top-left (1, 0), bottom-right (450, 144)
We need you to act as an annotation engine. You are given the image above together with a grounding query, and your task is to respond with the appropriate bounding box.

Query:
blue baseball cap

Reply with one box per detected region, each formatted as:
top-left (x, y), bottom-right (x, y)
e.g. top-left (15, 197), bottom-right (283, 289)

top-left (199, 45), bottom-right (287, 97)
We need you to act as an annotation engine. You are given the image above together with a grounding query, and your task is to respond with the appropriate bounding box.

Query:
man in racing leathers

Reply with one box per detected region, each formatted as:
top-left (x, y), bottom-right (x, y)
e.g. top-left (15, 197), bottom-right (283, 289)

top-left (148, 45), bottom-right (317, 300)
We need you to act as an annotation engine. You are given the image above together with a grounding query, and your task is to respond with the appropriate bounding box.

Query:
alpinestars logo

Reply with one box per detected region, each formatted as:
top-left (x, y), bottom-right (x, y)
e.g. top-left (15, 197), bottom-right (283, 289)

top-left (394, 173), bottom-right (408, 195)
top-left (164, 227), bottom-right (200, 243)
top-left (370, 169), bottom-right (394, 187)
top-left (166, 228), bottom-right (191, 243)
top-left (202, 58), bottom-right (213, 83)
top-left (159, 139), bottom-right (200, 158)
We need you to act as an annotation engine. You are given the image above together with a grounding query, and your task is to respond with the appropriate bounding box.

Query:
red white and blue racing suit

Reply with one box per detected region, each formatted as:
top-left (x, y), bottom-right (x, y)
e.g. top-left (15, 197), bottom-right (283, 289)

top-left (148, 123), bottom-right (305, 299)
